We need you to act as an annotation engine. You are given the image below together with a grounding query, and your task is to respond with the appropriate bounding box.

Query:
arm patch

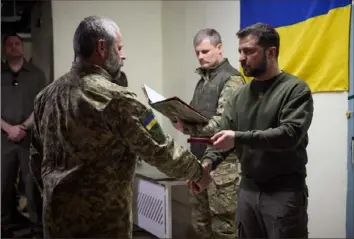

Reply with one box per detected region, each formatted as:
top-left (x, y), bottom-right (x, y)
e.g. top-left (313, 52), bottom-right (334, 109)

top-left (139, 109), bottom-right (166, 143)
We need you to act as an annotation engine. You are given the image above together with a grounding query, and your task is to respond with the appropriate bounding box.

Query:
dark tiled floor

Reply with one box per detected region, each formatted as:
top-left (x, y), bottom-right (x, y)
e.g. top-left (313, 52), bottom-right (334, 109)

top-left (133, 224), bottom-right (196, 239)
top-left (133, 225), bottom-right (157, 238)
top-left (11, 197), bottom-right (192, 238)
top-left (8, 227), bottom-right (157, 238)
top-left (133, 229), bottom-right (158, 239)
top-left (6, 224), bottom-right (156, 238)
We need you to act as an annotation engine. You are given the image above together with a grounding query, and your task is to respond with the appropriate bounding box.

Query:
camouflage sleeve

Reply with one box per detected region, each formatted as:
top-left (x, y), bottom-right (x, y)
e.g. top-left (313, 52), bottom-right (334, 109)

top-left (29, 114), bottom-right (44, 194)
top-left (200, 75), bottom-right (245, 169)
top-left (182, 75), bottom-right (245, 136)
top-left (201, 96), bottom-right (237, 169)
top-left (105, 90), bottom-right (204, 182)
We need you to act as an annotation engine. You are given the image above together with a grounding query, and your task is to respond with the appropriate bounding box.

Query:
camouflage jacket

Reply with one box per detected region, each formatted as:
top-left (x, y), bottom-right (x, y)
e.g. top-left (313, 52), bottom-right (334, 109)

top-left (29, 62), bottom-right (204, 238)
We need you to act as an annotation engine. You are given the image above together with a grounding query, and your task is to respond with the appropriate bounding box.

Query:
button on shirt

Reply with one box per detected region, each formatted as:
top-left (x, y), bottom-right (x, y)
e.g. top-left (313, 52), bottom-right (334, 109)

top-left (1, 61), bottom-right (47, 150)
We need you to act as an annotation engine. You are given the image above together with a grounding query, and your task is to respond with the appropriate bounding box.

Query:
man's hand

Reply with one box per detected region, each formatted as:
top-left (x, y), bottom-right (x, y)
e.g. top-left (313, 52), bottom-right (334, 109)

top-left (170, 117), bottom-right (184, 132)
top-left (211, 130), bottom-right (235, 150)
top-left (202, 162), bottom-right (211, 173)
top-left (7, 125), bottom-right (26, 142)
top-left (186, 163), bottom-right (212, 195)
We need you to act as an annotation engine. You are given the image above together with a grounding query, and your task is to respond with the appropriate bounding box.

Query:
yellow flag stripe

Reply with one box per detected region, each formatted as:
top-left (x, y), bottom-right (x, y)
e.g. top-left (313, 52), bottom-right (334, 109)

top-left (146, 118), bottom-right (157, 130)
top-left (276, 5), bottom-right (350, 92)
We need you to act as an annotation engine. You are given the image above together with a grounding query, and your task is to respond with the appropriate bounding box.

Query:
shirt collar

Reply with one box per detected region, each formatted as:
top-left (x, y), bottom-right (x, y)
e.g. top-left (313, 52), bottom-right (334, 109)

top-left (70, 61), bottom-right (113, 82)
top-left (2, 60), bottom-right (32, 72)
top-left (195, 58), bottom-right (229, 78)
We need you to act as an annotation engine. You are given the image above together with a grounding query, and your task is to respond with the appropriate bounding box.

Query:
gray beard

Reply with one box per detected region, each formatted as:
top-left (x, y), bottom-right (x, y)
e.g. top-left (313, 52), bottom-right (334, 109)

top-left (111, 71), bottom-right (128, 87)
top-left (104, 49), bottom-right (122, 81)
top-left (111, 71), bottom-right (121, 83)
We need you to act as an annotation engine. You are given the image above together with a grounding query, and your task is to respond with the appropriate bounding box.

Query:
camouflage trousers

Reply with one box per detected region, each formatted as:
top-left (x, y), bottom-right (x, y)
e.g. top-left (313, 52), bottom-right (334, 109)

top-left (191, 161), bottom-right (241, 239)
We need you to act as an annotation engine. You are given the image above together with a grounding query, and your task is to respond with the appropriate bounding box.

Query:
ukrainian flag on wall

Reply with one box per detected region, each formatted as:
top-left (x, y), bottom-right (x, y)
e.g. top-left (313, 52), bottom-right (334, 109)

top-left (240, 0), bottom-right (352, 93)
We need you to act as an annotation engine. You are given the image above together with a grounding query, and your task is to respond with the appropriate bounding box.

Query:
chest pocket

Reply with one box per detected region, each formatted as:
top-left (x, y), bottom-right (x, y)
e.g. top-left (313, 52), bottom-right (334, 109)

top-left (192, 81), bottom-right (221, 116)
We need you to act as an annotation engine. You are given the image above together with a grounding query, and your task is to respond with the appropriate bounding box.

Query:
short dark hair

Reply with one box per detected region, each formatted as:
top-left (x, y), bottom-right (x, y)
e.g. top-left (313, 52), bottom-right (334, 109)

top-left (3, 33), bottom-right (23, 45)
top-left (236, 23), bottom-right (280, 57)
top-left (73, 16), bottom-right (119, 59)
top-left (193, 28), bottom-right (222, 47)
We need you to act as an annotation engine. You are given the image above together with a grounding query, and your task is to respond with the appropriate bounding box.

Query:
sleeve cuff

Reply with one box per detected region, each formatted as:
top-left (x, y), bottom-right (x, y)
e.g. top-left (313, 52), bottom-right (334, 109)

top-left (202, 158), bottom-right (221, 171)
top-left (192, 163), bottom-right (205, 182)
top-left (234, 131), bottom-right (252, 145)
top-left (201, 158), bottom-right (213, 166)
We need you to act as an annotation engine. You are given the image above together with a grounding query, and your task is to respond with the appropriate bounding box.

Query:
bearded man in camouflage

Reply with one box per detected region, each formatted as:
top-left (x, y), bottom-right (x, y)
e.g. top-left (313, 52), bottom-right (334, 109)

top-left (172, 29), bottom-right (245, 239)
top-left (29, 15), bottom-right (212, 238)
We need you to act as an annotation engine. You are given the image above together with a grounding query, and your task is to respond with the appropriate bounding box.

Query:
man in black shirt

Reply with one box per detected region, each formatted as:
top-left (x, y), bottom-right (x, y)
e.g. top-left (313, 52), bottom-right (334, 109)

top-left (1, 34), bottom-right (46, 234)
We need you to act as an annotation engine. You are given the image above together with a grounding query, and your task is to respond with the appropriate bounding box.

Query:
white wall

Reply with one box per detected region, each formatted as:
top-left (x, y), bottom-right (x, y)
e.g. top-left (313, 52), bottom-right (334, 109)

top-left (52, 0), bottom-right (164, 121)
top-left (306, 93), bottom-right (348, 237)
top-left (52, 1), bottom-right (348, 237)
top-left (23, 42), bottom-right (33, 62)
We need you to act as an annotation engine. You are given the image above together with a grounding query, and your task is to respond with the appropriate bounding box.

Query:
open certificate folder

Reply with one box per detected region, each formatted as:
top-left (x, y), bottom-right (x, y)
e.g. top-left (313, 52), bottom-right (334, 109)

top-left (141, 84), bottom-right (209, 124)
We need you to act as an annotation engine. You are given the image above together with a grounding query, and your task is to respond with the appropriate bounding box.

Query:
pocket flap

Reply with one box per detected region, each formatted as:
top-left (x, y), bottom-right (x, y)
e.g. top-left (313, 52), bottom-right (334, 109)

top-left (211, 162), bottom-right (240, 185)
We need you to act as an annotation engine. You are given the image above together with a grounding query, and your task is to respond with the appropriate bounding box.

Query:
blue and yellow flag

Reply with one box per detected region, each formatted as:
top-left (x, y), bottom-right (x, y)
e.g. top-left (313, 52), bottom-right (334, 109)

top-left (143, 113), bottom-right (158, 131)
top-left (240, 0), bottom-right (352, 93)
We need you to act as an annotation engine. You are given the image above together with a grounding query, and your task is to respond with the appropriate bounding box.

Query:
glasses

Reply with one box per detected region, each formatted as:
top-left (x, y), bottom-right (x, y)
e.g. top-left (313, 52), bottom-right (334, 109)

top-left (11, 72), bottom-right (19, 86)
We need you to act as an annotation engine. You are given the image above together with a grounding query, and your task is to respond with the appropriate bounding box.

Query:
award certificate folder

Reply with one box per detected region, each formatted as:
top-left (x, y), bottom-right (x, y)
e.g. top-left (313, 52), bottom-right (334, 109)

top-left (141, 84), bottom-right (209, 124)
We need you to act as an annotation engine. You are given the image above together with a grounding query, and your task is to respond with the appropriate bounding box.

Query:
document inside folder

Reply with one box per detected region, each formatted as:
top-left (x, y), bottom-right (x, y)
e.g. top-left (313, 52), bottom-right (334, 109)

top-left (141, 84), bottom-right (209, 124)
top-left (142, 84), bottom-right (166, 104)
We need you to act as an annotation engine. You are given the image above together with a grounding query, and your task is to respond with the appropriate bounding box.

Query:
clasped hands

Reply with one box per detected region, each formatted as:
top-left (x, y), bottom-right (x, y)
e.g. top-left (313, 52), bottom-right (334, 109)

top-left (6, 124), bottom-right (27, 142)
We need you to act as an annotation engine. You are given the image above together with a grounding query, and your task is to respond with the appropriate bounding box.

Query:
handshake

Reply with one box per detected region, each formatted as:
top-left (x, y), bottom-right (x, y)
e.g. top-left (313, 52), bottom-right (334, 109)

top-left (186, 163), bottom-right (212, 195)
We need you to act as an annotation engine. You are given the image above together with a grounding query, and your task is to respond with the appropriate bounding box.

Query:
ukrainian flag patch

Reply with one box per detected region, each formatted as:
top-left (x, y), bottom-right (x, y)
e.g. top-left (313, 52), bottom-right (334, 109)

top-left (143, 113), bottom-right (157, 130)
top-left (139, 109), bottom-right (165, 143)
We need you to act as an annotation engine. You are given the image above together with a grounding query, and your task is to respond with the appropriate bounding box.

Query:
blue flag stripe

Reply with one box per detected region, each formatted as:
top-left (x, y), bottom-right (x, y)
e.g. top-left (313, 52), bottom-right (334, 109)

top-left (143, 113), bottom-right (155, 127)
top-left (240, 0), bottom-right (351, 29)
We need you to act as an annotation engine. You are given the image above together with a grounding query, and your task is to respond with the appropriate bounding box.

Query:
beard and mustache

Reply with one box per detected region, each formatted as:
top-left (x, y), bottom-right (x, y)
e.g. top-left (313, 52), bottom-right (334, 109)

top-left (103, 47), bottom-right (128, 87)
top-left (241, 52), bottom-right (268, 78)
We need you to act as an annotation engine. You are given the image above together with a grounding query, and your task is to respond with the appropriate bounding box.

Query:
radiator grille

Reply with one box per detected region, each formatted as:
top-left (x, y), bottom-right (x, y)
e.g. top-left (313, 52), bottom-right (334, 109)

top-left (137, 192), bottom-right (164, 225)
top-left (133, 177), bottom-right (169, 238)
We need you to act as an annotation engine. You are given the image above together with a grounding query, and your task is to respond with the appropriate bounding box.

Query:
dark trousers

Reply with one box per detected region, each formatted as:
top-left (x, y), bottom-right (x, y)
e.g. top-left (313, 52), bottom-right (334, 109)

top-left (1, 145), bottom-right (42, 226)
top-left (236, 187), bottom-right (308, 239)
